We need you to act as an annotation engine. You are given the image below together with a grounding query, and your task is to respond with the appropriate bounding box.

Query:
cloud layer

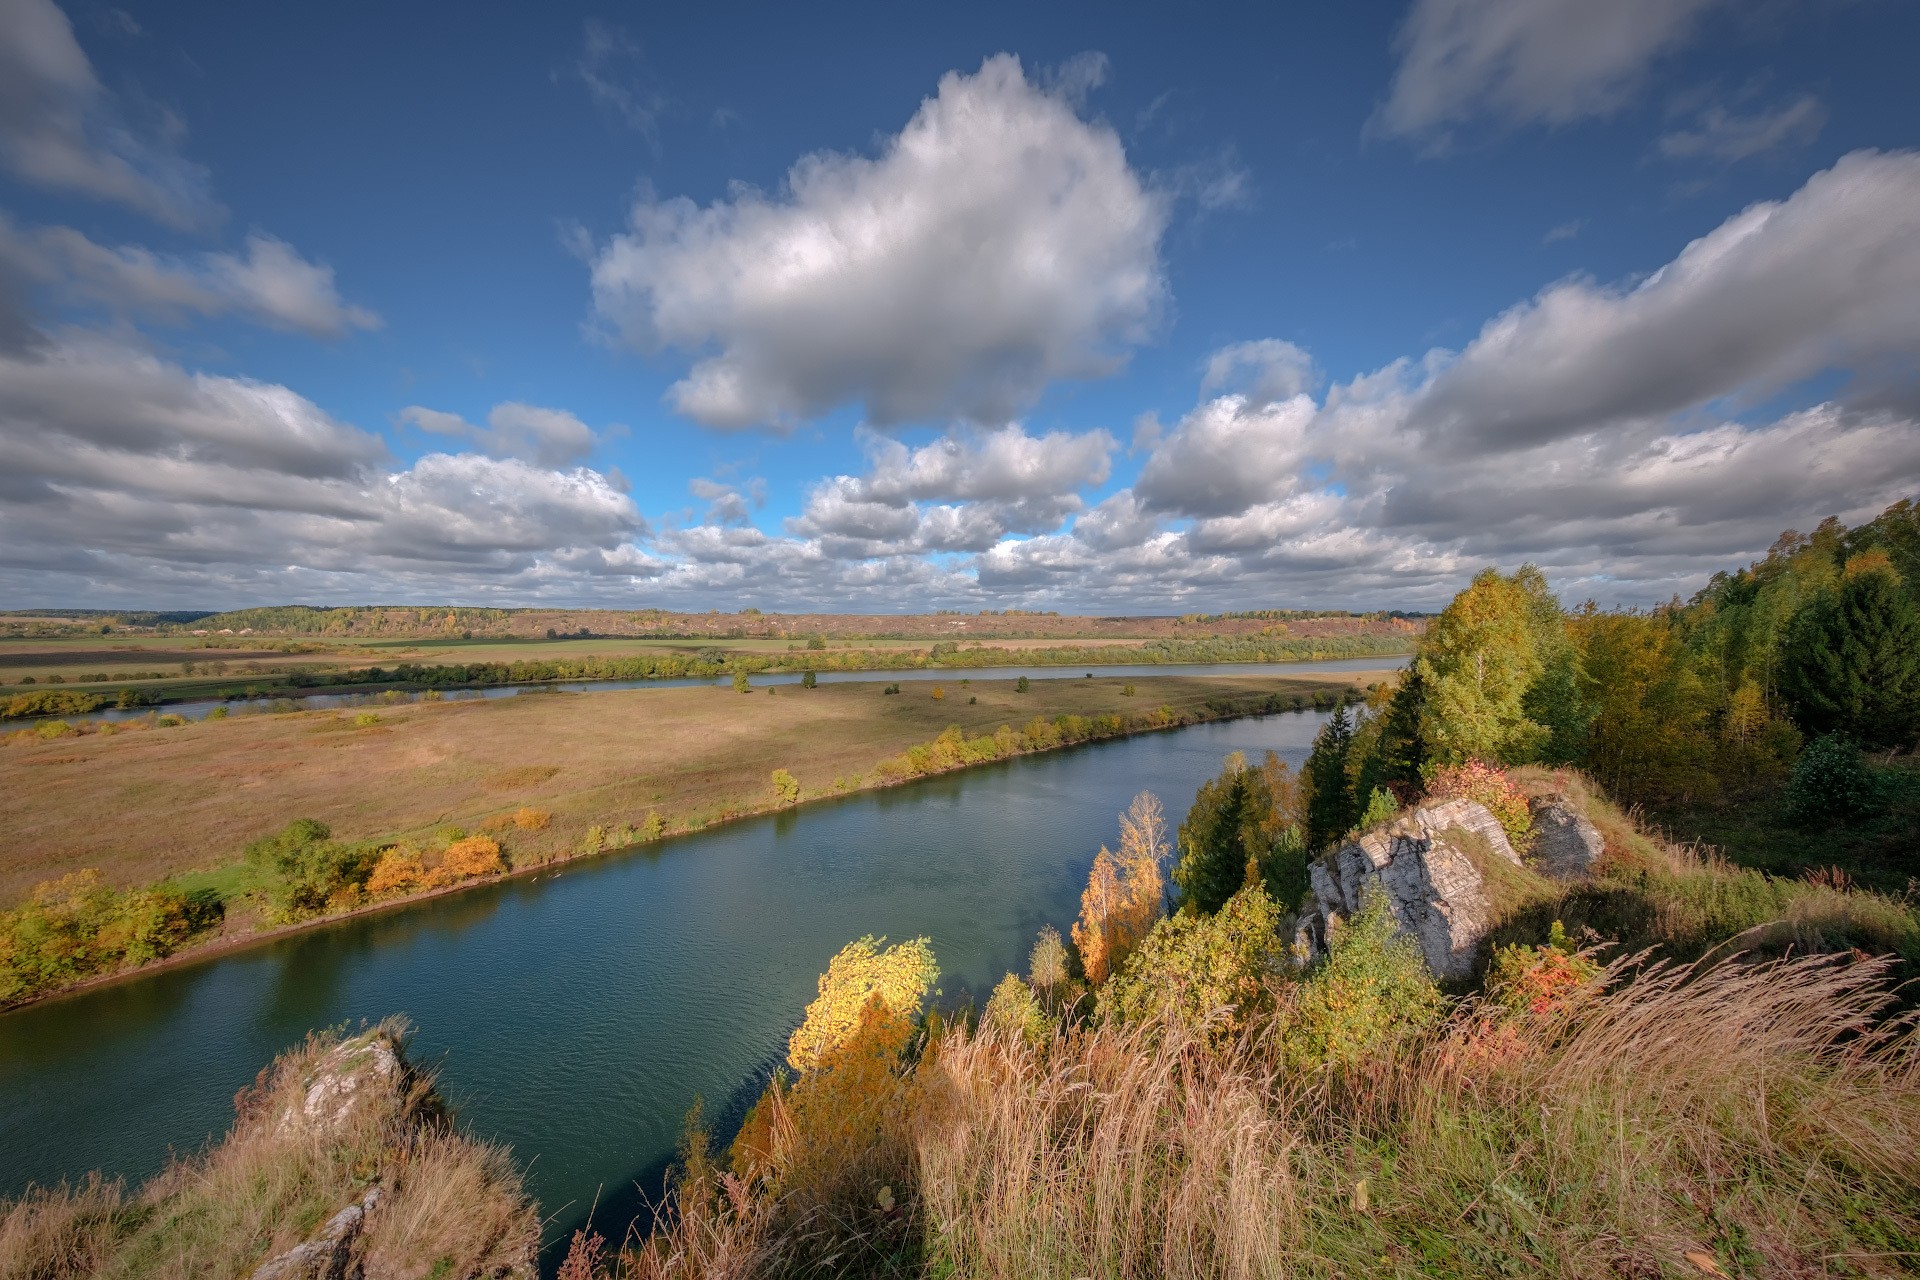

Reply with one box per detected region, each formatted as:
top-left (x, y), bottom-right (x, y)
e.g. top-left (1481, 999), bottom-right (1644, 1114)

top-left (1375, 0), bottom-right (1724, 142)
top-left (0, 0), bottom-right (217, 226)
top-left (588, 54), bottom-right (1167, 430)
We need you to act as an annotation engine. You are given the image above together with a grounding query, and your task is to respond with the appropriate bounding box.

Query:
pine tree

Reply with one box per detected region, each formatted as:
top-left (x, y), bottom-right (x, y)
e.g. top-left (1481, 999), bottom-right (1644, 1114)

top-left (1779, 568), bottom-right (1920, 749)
top-left (1304, 703), bottom-right (1359, 850)
top-left (1356, 670), bottom-right (1428, 800)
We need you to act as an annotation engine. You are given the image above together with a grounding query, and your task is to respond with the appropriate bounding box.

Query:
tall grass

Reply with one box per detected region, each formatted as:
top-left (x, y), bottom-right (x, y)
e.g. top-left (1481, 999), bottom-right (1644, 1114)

top-left (621, 949), bottom-right (1919, 1279)
top-left (0, 1019), bottom-right (538, 1280)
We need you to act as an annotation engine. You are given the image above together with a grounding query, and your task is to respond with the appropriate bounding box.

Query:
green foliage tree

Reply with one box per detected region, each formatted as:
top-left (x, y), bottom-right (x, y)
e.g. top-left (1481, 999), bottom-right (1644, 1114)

top-left (771, 769), bottom-right (801, 807)
top-left (1415, 567), bottom-right (1549, 765)
top-left (1097, 883), bottom-right (1282, 1039)
top-left (1778, 568), bottom-right (1920, 749)
top-left (1173, 758), bottom-right (1260, 915)
top-left (982, 973), bottom-right (1051, 1048)
top-left (732, 672), bottom-right (750, 694)
top-left (1304, 704), bottom-right (1359, 850)
top-left (1015, 676), bottom-right (1030, 693)
top-left (801, 670), bottom-right (817, 688)
top-left (1354, 669), bottom-right (1428, 802)
top-left (244, 819), bottom-right (377, 920)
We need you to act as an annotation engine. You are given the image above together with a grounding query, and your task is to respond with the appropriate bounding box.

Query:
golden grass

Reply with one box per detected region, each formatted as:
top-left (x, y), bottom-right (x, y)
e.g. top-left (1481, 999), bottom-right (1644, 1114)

top-left (0, 672), bottom-right (1381, 906)
top-left (626, 950), bottom-right (1920, 1280)
top-left (0, 1020), bottom-right (538, 1280)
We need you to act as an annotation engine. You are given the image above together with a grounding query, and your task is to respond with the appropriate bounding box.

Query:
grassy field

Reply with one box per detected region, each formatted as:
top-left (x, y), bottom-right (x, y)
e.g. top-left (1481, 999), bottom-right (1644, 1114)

top-left (0, 670), bottom-right (1385, 907)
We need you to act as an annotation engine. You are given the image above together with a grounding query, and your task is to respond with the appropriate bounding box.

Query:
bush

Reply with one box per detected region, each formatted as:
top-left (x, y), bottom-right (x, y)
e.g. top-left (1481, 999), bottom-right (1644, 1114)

top-left (732, 672), bottom-right (750, 694)
top-left (801, 670), bottom-right (817, 688)
top-left (771, 768), bottom-right (800, 806)
top-left (365, 846), bottom-right (426, 896)
top-left (245, 819), bottom-right (378, 920)
top-left (353, 711), bottom-right (380, 727)
top-left (1098, 884), bottom-right (1282, 1039)
top-left (1784, 733), bottom-right (1880, 825)
top-left (983, 973), bottom-right (1052, 1048)
top-left (0, 871), bottom-right (221, 1006)
top-left (1428, 759), bottom-right (1533, 850)
top-left (511, 806), bottom-right (550, 831)
top-left (429, 836), bottom-right (504, 887)
top-left (1015, 676), bottom-right (1030, 693)
top-left (1281, 894), bottom-right (1444, 1071)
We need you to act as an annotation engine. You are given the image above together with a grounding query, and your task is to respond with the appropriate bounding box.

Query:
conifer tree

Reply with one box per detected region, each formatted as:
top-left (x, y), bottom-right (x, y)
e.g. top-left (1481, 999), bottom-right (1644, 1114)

top-left (1304, 703), bottom-right (1359, 850)
top-left (1779, 567), bottom-right (1920, 749)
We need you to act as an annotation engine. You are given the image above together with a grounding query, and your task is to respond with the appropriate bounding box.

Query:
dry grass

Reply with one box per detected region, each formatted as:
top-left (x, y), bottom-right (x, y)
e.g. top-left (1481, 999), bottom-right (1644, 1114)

top-left (0, 1020), bottom-right (537, 1280)
top-left (0, 672), bottom-right (1382, 905)
top-left (623, 949), bottom-right (1920, 1280)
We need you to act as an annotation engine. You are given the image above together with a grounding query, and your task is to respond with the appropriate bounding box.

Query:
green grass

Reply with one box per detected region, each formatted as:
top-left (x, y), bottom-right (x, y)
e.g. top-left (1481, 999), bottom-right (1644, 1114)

top-left (1654, 757), bottom-right (1920, 893)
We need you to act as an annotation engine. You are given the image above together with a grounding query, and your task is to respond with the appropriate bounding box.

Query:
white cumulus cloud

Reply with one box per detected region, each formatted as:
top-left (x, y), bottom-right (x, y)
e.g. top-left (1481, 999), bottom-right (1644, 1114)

top-left (588, 53), bottom-right (1167, 430)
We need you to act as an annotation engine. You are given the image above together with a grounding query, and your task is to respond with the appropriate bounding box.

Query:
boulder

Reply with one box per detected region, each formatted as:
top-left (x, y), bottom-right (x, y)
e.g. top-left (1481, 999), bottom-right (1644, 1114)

top-left (1300, 798), bottom-right (1522, 982)
top-left (1529, 797), bottom-right (1605, 879)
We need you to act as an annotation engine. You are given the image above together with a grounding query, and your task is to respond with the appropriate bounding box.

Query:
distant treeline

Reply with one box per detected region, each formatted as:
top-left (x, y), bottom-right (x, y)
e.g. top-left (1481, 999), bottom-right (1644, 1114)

top-left (284, 633), bottom-right (1413, 692)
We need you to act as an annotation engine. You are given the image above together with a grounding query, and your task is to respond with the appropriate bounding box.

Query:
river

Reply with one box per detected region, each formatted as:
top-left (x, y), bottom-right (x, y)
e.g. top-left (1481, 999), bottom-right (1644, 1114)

top-left (27, 655), bottom-right (1404, 727)
top-left (0, 706), bottom-right (1348, 1256)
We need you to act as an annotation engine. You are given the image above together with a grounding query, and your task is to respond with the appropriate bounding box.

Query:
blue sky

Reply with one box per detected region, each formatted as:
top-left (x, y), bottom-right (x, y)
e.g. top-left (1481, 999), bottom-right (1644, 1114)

top-left (2, 0), bottom-right (1917, 611)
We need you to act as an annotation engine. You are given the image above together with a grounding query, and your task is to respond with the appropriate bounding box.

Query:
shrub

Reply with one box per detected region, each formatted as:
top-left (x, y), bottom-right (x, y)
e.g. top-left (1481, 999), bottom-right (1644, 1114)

top-left (732, 672), bottom-right (750, 693)
top-left (640, 810), bottom-right (665, 841)
top-left (1281, 893), bottom-right (1444, 1071)
top-left (1784, 733), bottom-right (1879, 825)
top-left (770, 768), bottom-right (800, 807)
top-left (580, 825), bottom-right (608, 855)
top-left (1015, 676), bottom-right (1030, 693)
top-left (206, 705), bottom-right (229, 720)
top-left (365, 847), bottom-right (426, 896)
top-left (245, 819), bottom-right (378, 920)
top-left (983, 974), bottom-right (1051, 1048)
top-left (428, 836), bottom-right (504, 887)
top-left (353, 712), bottom-right (380, 727)
top-left (1, 871), bottom-right (220, 1006)
top-left (1098, 884), bottom-right (1282, 1039)
top-left (1428, 759), bottom-right (1533, 849)
top-left (787, 935), bottom-right (938, 1072)
top-left (930, 686), bottom-right (945, 701)
top-left (801, 670), bottom-right (817, 688)
top-left (511, 806), bottom-right (550, 831)
top-left (1356, 785), bottom-right (1399, 830)
top-left (1485, 920), bottom-right (1601, 1018)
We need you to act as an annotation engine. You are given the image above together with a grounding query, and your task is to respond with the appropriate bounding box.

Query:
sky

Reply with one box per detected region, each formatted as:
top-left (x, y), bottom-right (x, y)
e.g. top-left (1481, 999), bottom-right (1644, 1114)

top-left (1, 0), bottom-right (1917, 613)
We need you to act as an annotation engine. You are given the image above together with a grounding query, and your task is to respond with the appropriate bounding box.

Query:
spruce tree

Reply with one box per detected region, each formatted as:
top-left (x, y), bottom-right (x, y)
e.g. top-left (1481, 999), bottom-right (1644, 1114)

top-left (1356, 670), bottom-right (1428, 800)
top-left (1305, 703), bottom-right (1359, 850)
top-left (1779, 568), bottom-right (1920, 749)
top-left (1173, 765), bottom-right (1255, 915)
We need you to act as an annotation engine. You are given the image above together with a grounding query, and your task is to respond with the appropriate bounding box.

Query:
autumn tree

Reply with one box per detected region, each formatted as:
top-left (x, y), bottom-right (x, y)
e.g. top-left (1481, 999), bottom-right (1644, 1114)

top-left (786, 935), bottom-right (938, 1073)
top-left (1074, 792), bottom-right (1169, 984)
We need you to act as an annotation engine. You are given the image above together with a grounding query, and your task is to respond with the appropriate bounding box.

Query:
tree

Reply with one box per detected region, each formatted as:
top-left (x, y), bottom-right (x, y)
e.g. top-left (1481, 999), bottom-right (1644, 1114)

top-left (732, 672), bottom-right (750, 693)
top-left (787, 936), bottom-right (938, 1073)
top-left (771, 769), bottom-right (801, 806)
top-left (1415, 567), bottom-right (1549, 765)
top-left (1778, 568), bottom-right (1920, 749)
top-left (1075, 793), bottom-right (1169, 983)
top-left (1173, 759), bottom-right (1260, 914)
top-left (1355, 670), bottom-right (1428, 801)
top-left (1304, 704), bottom-right (1359, 850)
top-left (1015, 676), bottom-right (1030, 693)
top-left (801, 670), bottom-right (817, 688)
top-left (1096, 883), bottom-right (1282, 1041)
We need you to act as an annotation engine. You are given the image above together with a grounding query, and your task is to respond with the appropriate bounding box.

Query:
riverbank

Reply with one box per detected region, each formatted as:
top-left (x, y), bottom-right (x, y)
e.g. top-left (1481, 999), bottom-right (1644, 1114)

top-left (1, 671), bottom-right (1383, 1012)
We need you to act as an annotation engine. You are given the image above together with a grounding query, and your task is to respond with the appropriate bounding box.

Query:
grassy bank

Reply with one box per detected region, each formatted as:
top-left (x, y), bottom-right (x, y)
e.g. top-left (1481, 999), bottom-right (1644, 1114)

top-left (0, 671), bottom-right (1382, 1010)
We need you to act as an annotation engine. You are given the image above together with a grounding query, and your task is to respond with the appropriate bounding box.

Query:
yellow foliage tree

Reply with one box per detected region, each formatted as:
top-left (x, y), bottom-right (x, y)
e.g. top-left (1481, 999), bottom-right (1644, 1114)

top-left (786, 935), bottom-right (938, 1073)
top-left (512, 807), bottom-right (550, 831)
top-left (365, 846), bottom-right (425, 896)
top-left (1072, 792), bottom-right (1168, 985)
top-left (426, 835), bottom-right (504, 887)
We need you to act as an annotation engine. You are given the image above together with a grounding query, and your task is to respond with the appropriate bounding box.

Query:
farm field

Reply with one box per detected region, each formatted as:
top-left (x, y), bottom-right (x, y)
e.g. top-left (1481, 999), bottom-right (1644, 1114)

top-left (0, 669), bottom-right (1389, 907)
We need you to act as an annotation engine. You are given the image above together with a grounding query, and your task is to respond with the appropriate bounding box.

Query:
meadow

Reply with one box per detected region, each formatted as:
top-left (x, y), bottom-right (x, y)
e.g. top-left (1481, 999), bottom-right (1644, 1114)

top-left (0, 670), bottom-right (1383, 909)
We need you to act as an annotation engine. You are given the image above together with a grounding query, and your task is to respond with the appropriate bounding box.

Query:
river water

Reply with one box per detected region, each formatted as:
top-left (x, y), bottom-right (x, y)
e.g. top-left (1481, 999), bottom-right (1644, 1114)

top-left (0, 706), bottom-right (1348, 1255)
top-left (27, 655), bottom-right (1403, 727)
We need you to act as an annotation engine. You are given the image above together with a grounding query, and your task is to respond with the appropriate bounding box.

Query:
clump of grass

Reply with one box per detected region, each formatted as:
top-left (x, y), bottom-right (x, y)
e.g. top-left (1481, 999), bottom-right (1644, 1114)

top-left (0, 1019), bottom-right (538, 1279)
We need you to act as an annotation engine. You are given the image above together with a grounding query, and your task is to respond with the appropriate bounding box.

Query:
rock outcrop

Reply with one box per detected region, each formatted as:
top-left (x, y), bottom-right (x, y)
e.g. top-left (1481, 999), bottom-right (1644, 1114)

top-left (1299, 798), bottom-right (1523, 982)
top-left (251, 1188), bottom-right (381, 1280)
top-left (1529, 795), bottom-right (1605, 879)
